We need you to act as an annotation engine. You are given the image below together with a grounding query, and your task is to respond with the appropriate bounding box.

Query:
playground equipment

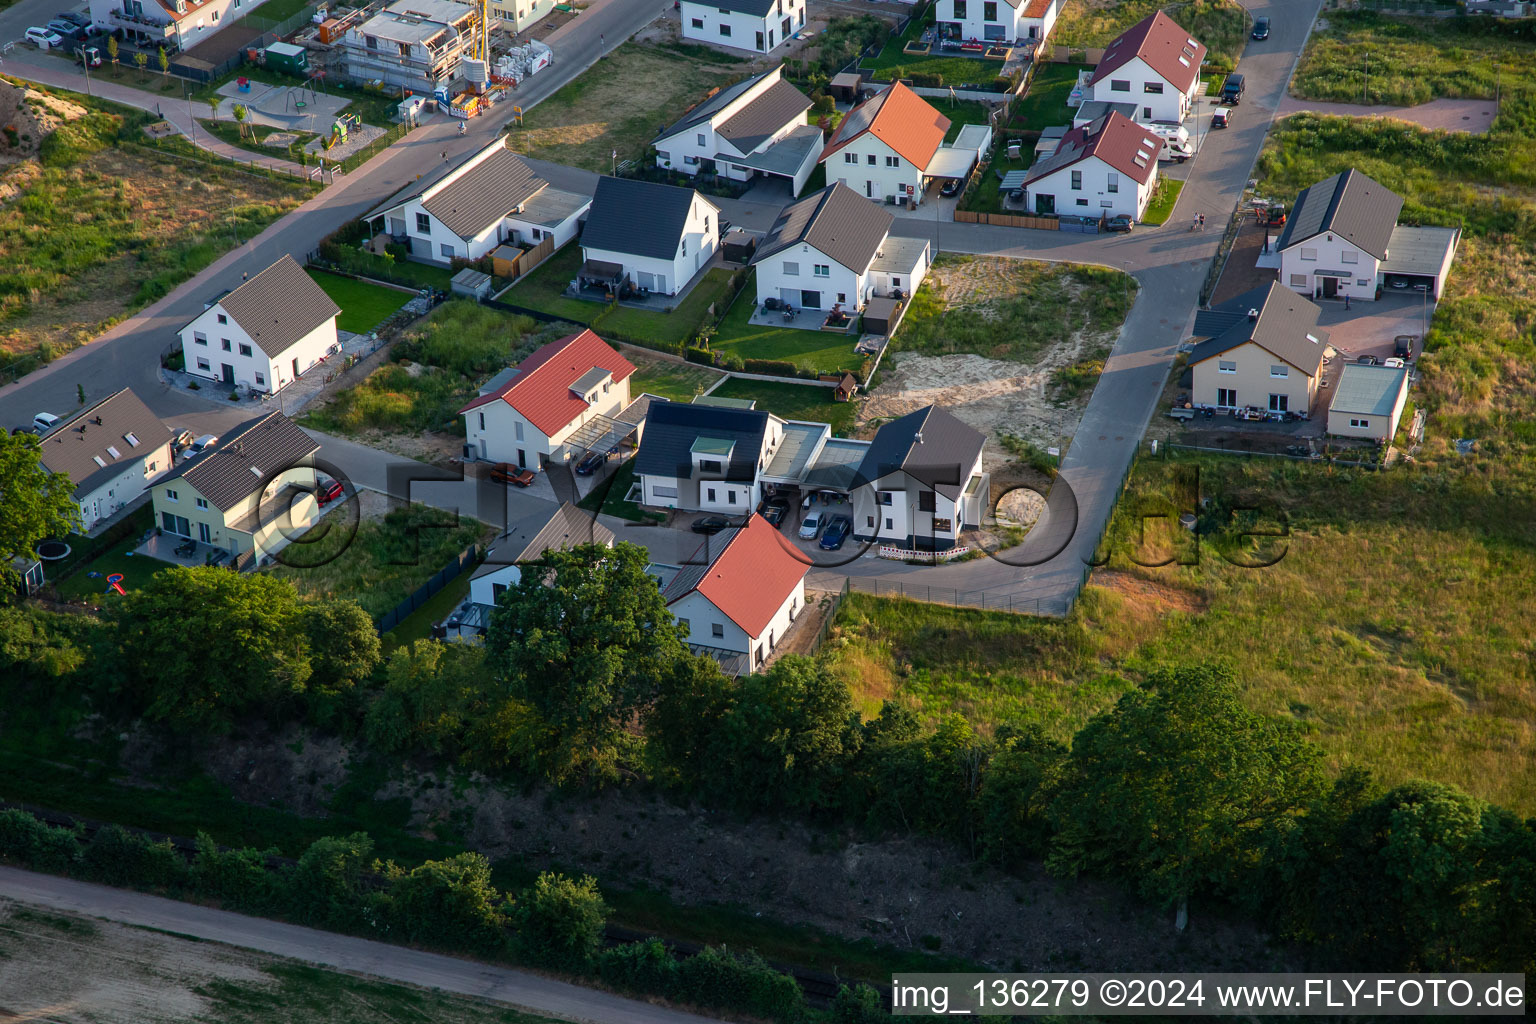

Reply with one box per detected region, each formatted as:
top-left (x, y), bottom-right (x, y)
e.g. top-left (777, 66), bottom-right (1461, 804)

top-left (105, 573), bottom-right (125, 596)
top-left (323, 112), bottom-right (361, 150)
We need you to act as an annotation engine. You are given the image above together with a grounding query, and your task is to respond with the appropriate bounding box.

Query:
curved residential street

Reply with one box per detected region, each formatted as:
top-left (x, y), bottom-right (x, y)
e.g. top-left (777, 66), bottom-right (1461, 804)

top-left (0, 0), bottom-right (1319, 615)
top-left (0, 865), bottom-right (724, 1024)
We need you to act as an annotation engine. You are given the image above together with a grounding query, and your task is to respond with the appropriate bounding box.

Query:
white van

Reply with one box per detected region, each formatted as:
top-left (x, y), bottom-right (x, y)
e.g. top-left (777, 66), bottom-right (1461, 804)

top-left (1148, 122), bottom-right (1191, 147)
top-left (1159, 137), bottom-right (1194, 163)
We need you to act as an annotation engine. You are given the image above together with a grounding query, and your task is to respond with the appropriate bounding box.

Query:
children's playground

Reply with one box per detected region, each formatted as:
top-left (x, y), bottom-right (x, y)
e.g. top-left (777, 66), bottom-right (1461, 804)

top-left (212, 78), bottom-right (390, 161)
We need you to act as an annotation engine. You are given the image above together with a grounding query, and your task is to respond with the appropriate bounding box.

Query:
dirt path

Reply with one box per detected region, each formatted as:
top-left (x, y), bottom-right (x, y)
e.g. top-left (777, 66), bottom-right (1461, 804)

top-left (1276, 95), bottom-right (1496, 134)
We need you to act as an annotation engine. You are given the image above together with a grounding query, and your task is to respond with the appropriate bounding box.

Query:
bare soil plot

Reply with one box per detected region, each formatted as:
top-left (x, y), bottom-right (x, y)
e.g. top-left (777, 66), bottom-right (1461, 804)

top-left (1275, 96), bottom-right (1496, 134)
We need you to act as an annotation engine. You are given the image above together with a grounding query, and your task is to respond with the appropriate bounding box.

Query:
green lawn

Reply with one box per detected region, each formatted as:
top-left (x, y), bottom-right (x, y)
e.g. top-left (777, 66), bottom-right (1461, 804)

top-left (197, 118), bottom-right (315, 163)
top-left (305, 269), bottom-right (410, 333)
top-left (933, 99), bottom-right (996, 142)
top-left (1141, 177), bottom-right (1183, 226)
top-left (707, 378), bottom-right (857, 435)
top-left (576, 459), bottom-right (661, 523)
top-left (1004, 62), bottom-right (1087, 134)
top-left (51, 534), bottom-right (173, 605)
top-left (710, 285), bottom-right (866, 375)
top-left (860, 9), bottom-right (1015, 89)
top-left (383, 571), bottom-right (473, 650)
top-left (629, 354), bottom-right (724, 402)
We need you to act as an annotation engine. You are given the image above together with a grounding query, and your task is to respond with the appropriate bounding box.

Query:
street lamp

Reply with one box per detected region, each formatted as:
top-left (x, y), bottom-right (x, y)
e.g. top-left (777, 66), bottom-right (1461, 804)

top-left (1363, 51), bottom-right (1370, 106)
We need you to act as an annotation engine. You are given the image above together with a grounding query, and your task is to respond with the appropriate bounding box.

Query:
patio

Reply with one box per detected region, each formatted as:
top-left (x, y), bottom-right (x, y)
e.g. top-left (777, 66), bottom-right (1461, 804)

top-left (566, 258), bottom-right (720, 312)
top-left (748, 302), bottom-right (861, 335)
top-left (134, 532), bottom-right (236, 569)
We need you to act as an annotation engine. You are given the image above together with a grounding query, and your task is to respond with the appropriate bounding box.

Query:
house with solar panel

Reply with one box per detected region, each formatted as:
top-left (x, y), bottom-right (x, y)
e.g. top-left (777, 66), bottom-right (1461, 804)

top-left (679, 0), bottom-right (806, 55)
top-left (1022, 111), bottom-right (1161, 219)
top-left (459, 329), bottom-right (650, 471)
top-left (362, 137), bottom-right (591, 266)
top-left (577, 177), bottom-right (721, 298)
top-left (652, 66), bottom-right (823, 196)
top-left (1087, 11), bottom-right (1206, 125)
top-left (176, 255), bottom-right (340, 394)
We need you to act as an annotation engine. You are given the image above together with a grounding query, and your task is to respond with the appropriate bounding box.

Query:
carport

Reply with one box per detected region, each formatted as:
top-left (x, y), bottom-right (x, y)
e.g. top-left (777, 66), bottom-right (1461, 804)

top-left (1380, 225), bottom-right (1460, 298)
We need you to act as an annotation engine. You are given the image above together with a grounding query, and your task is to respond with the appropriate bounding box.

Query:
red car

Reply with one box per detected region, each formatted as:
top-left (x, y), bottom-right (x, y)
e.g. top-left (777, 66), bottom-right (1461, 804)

top-left (490, 463), bottom-right (536, 487)
top-left (315, 478), bottom-right (345, 506)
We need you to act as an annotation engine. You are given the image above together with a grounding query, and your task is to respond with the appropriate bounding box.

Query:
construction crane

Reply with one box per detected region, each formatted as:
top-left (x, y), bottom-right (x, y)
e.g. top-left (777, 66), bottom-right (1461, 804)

top-left (471, 0), bottom-right (490, 66)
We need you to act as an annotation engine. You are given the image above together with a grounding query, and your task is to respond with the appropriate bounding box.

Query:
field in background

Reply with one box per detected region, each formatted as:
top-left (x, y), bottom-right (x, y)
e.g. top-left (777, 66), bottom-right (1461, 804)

top-left (1053, 0), bottom-right (1251, 69)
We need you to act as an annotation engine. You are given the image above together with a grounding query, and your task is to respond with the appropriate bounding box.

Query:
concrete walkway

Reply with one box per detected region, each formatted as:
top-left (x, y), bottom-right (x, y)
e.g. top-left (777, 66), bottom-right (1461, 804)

top-left (0, 865), bottom-right (724, 1024)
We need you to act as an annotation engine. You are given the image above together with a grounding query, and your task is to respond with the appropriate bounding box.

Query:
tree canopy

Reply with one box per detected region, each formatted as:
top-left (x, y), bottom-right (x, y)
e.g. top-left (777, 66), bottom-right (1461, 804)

top-left (0, 431), bottom-right (80, 590)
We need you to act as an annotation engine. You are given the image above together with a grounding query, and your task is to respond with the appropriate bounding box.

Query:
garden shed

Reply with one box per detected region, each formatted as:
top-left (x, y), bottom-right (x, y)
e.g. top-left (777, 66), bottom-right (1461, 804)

top-left (451, 268), bottom-right (494, 300)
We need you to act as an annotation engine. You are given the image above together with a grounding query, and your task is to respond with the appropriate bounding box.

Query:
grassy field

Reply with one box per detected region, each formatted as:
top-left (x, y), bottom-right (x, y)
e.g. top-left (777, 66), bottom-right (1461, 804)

top-left (0, 103), bottom-right (309, 381)
top-left (1141, 177), bottom-right (1183, 225)
top-left (896, 254), bottom-right (1135, 361)
top-left (51, 534), bottom-right (172, 605)
top-left (383, 571), bottom-right (472, 649)
top-left (710, 283), bottom-right (865, 374)
top-left (627, 349), bottom-right (723, 402)
top-left (509, 43), bottom-right (739, 170)
top-left (1003, 62), bottom-right (1086, 134)
top-left (707, 378), bottom-right (857, 435)
top-left (1054, 0), bottom-right (1251, 70)
top-left (197, 118), bottom-right (314, 163)
top-left (305, 270), bottom-right (409, 334)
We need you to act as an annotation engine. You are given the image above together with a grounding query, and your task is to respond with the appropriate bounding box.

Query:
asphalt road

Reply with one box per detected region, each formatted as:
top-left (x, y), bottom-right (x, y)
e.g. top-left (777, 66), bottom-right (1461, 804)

top-left (0, 865), bottom-right (724, 1024)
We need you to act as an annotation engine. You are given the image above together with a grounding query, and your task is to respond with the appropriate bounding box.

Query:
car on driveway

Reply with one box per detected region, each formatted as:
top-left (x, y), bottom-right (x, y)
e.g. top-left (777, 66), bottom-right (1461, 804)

top-left (1212, 107), bottom-right (1232, 129)
top-left (1220, 73), bottom-right (1245, 105)
top-left (691, 515), bottom-right (738, 535)
top-left (1356, 354), bottom-right (1380, 366)
top-left (574, 450), bottom-right (607, 475)
top-left (1394, 335), bottom-right (1418, 359)
top-left (1251, 17), bottom-right (1270, 40)
top-left (186, 433), bottom-right (218, 457)
top-left (26, 27), bottom-right (65, 49)
top-left (490, 463), bottom-right (536, 486)
top-left (798, 509), bottom-right (825, 539)
top-left (939, 178), bottom-right (962, 198)
top-left (55, 10), bottom-right (92, 29)
top-left (819, 515), bottom-right (852, 550)
top-left (762, 499), bottom-right (789, 529)
top-left (1105, 215), bottom-right (1134, 233)
top-left (315, 478), bottom-right (345, 506)
top-left (46, 18), bottom-right (85, 39)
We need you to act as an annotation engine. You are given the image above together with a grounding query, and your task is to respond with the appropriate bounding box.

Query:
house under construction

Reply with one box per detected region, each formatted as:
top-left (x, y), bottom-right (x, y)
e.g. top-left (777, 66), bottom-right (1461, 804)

top-left (342, 0), bottom-right (483, 96)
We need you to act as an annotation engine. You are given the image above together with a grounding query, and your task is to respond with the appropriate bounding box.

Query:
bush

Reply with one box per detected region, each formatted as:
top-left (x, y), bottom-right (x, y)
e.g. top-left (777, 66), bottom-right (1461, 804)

top-left (597, 937), bottom-right (678, 993)
top-left (82, 824), bottom-right (186, 890)
top-left (684, 346), bottom-right (716, 366)
top-left (382, 852), bottom-right (510, 953)
top-left (672, 946), bottom-right (806, 1024)
top-left (830, 984), bottom-right (887, 1024)
top-left (190, 832), bottom-right (282, 913)
top-left (742, 358), bottom-right (807, 378)
top-left (909, 71), bottom-right (944, 88)
top-left (511, 871), bottom-right (608, 970)
top-left (0, 809), bottom-right (80, 872)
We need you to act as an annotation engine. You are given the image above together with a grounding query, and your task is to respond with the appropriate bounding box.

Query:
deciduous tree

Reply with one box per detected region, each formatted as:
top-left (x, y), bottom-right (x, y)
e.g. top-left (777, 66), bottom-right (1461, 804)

top-left (0, 432), bottom-right (80, 590)
top-left (511, 871), bottom-right (607, 970)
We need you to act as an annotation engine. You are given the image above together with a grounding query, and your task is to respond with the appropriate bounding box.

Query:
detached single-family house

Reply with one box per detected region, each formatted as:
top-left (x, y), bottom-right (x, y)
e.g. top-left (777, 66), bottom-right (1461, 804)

top-left (459, 329), bottom-right (639, 470)
top-left (653, 65), bottom-right (822, 195)
top-left (751, 182), bottom-right (930, 314)
top-left (341, 0), bottom-right (482, 96)
top-left (364, 137), bottom-right (590, 265)
top-left (150, 411), bottom-right (320, 570)
top-left (1024, 111), bottom-right (1161, 219)
top-left (177, 255), bottom-right (340, 394)
top-left (933, 0), bottom-right (1063, 46)
top-left (1327, 363), bottom-right (1410, 442)
top-left (659, 513), bottom-right (809, 674)
top-left (578, 177), bottom-right (721, 297)
top-left (634, 400), bottom-right (790, 512)
top-left (1088, 11), bottom-right (1206, 124)
top-left (34, 388), bottom-right (172, 533)
top-left (1189, 282), bottom-right (1329, 417)
top-left (89, 0), bottom-right (264, 52)
top-left (450, 502), bottom-right (616, 637)
top-left (679, 0), bottom-right (806, 55)
top-left (820, 83), bottom-right (950, 207)
top-left (851, 405), bottom-right (987, 551)
top-left (488, 0), bottom-right (555, 34)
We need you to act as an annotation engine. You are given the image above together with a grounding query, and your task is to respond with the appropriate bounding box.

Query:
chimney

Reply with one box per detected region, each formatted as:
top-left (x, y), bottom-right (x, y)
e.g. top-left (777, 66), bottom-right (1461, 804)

top-left (1246, 308), bottom-right (1259, 322)
top-left (94, 416), bottom-right (103, 425)
top-left (914, 430), bottom-right (924, 444)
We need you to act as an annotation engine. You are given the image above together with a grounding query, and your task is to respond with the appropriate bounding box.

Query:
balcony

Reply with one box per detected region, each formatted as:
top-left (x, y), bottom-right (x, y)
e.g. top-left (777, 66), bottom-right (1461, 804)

top-left (109, 9), bottom-right (177, 39)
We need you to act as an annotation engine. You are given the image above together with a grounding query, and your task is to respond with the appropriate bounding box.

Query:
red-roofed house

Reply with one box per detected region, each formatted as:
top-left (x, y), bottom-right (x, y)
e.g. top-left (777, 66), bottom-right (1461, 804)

top-left (934, 0), bottom-right (1063, 48)
top-left (819, 83), bottom-right (951, 207)
top-left (1023, 112), bottom-right (1162, 220)
top-left (660, 513), bottom-right (809, 672)
top-left (460, 329), bottom-right (637, 470)
top-left (1088, 11), bottom-right (1207, 124)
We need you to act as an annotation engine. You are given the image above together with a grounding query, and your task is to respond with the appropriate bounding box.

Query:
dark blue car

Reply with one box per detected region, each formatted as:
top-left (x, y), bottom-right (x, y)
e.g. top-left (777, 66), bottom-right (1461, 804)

top-left (819, 515), bottom-right (852, 550)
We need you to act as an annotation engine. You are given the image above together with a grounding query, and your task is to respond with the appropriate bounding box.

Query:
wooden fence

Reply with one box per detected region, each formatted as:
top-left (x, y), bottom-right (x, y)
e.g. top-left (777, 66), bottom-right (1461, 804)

top-left (490, 234), bottom-right (555, 281)
top-left (954, 210), bottom-right (1060, 229)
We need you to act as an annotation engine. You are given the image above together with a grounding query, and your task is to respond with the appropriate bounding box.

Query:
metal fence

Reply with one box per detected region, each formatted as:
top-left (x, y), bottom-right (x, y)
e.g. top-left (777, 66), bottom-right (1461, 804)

top-left (374, 543), bottom-right (481, 634)
top-left (845, 575), bottom-right (1058, 616)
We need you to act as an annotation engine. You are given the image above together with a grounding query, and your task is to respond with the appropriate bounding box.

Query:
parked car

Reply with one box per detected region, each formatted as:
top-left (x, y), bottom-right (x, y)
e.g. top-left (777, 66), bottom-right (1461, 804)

top-left (691, 515), bottom-right (737, 535)
top-left (167, 427), bottom-right (195, 453)
top-left (1106, 214), bottom-right (1134, 233)
top-left (574, 450), bottom-right (607, 475)
top-left (939, 178), bottom-right (962, 198)
top-left (490, 463), bottom-right (536, 486)
top-left (798, 509), bottom-right (825, 539)
top-left (315, 478), bottom-right (345, 506)
top-left (186, 433), bottom-right (218, 457)
top-left (1212, 107), bottom-right (1232, 129)
top-left (1251, 17), bottom-right (1270, 40)
top-left (32, 412), bottom-right (61, 434)
top-left (1356, 354), bottom-right (1380, 366)
top-left (26, 27), bottom-right (65, 49)
top-left (762, 499), bottom-right (789, 529)
top-left (55, 10), bottom-right (92, 28)
top-left (46, 19), bottom-right (84, 39)
top-left (1394, 334), bottom-right (1418, 359)
top-left (819, 515), bottom-right (852, 550)
top-left (1220, 73), bottom-right (1245, 105)
top-left (1383, 357), bottom-right (1406, 368)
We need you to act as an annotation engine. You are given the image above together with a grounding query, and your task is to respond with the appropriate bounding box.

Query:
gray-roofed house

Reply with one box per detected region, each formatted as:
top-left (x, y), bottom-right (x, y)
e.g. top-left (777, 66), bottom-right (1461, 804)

top-left (679, 0), bottom-right (806, 55)
top-left (149, 411), bottom-right (321, 570)
top-left (654, 65), bottom-right (822, 194)
top-left (1276, 168), bottom-right (1407, 303)
top-left (177, 255), bottom-right (340, 395)
top-left (750, 182), bottom-right (929, 317)
top-left (851, 405), bottom-right (987, 551)
top-left (633, 400), bottom-right (789, 512)
top-left (1327, 363), bottom-right (1410, 443)
top-left (578, 177), bottom-right (721, 298)
top-left (363, 137), bottom-right (590, 266)
top-left (34, 387), bottom-right (172, 533)
top-left (1189, 281), bottom-right (1329, 417)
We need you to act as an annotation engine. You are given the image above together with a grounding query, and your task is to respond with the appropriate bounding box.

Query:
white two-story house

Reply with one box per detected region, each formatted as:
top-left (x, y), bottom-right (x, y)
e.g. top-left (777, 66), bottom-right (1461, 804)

top-left (177, 255), bottom-right (340, 394)
top-left (680, 0), bottom-right (805, 55)
top-left (1088, 11), bottom-right (1206, 124)
top-left (1276, 168), bottom-right (1405, 303)
top-left (460, 329), bottom-right (638, 470)
top-left (851, 405), bottom-right (987, 552)
top-left (341, 0), bottom-right (481, 96)
top-left (634, 400), bottom-right (789, 512)
top-left (578, 177), bottom-right (720, 298)
top-left (364, 137), bottom-right (590, 266)
top-left (819, 82), bottom-right (951, 207)
top-left (1024, 111), bottom-right (1161, 220)
top-left (34, 388), bottom-right (172, 533)
top-left (933, 0), bottom-right (1063, 45)
top-left (1188, 282), bottom-right (1328, 417)
top-left (653, 65), bottom-right (822, 195)
top-left (89, 0), bottom-right (268, 52)
top-left (750, 181), bottom-right (929, 313)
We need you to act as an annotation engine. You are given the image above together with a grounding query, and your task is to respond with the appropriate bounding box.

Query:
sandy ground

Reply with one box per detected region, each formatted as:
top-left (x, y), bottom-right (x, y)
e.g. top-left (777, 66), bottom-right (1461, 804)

top-left (1276, 96), bottom-right (1497, 134)
top-left (0, 81), bottom-right (87, 171)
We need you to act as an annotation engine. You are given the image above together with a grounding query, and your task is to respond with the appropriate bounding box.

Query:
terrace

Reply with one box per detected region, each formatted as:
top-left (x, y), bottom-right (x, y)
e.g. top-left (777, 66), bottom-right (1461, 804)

top-left (749, 300), bottom-right (861, 335)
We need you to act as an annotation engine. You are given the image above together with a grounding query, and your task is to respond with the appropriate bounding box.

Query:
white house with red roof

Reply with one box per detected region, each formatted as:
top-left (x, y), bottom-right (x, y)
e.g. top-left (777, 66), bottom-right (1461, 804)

top-left (657, 513), bottom-right (809, 674)
top-left (460, 329), bottom-right (638, 470)
top-left (1087, 11), bottom-right (1207, 125)
top-left (819, 83), bottom-right (951, 207)
top-left (1024, 112), bottom-right (1161, 220)
top-left (933, 0), bottom-right (1063, 47)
